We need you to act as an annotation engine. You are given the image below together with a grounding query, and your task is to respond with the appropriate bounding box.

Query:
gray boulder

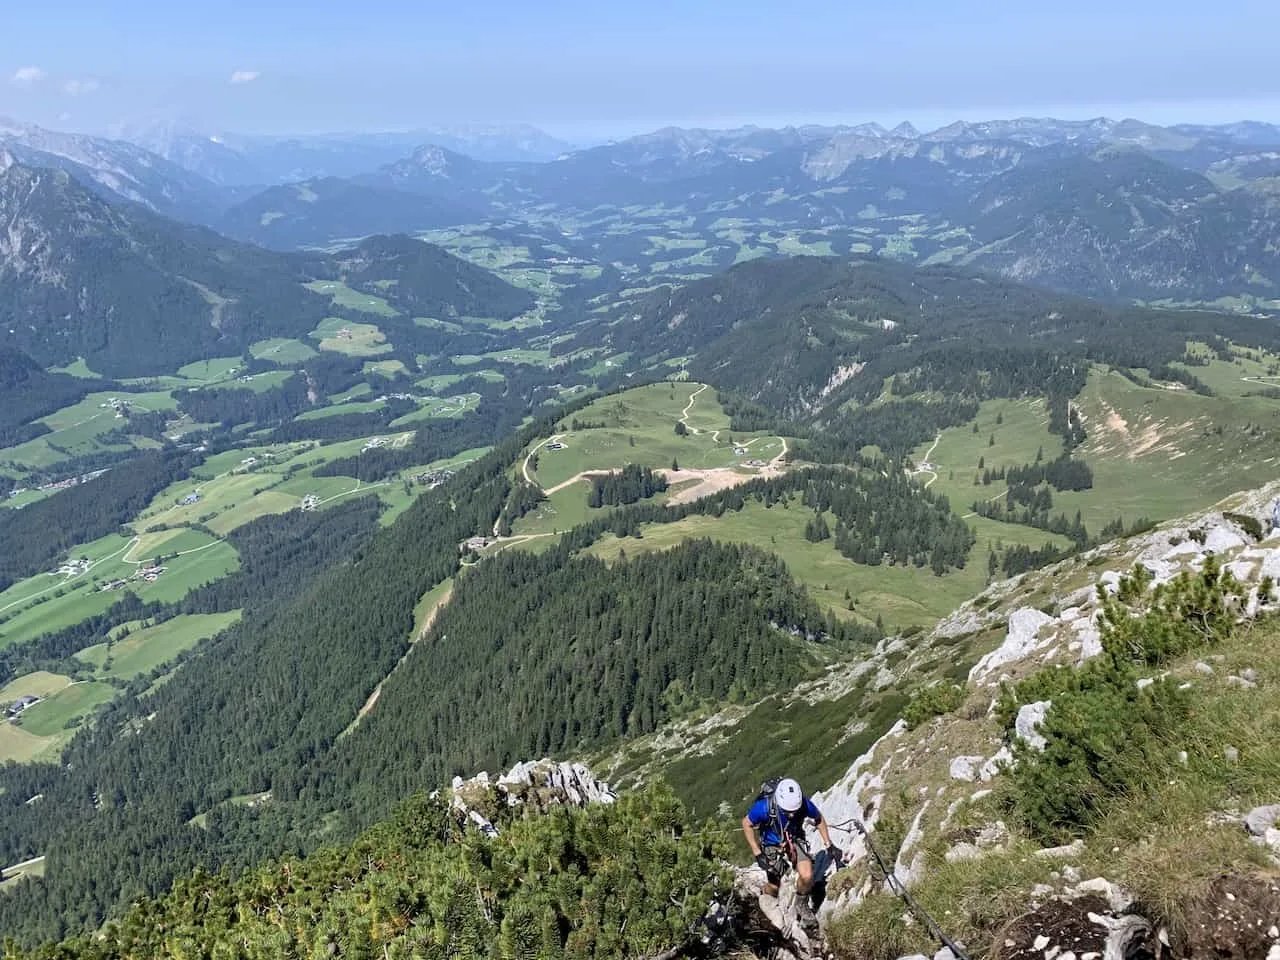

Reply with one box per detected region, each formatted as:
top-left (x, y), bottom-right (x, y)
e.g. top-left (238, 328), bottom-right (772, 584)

top-left (1015, 700), bottom-right (1051, 752)
top-left (1245, 804), bottom-right (1280, 837)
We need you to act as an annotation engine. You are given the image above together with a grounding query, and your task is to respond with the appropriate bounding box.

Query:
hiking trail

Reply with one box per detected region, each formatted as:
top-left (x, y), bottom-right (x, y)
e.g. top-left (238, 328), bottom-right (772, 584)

top-left (343, 581), bottom-right (455, 736)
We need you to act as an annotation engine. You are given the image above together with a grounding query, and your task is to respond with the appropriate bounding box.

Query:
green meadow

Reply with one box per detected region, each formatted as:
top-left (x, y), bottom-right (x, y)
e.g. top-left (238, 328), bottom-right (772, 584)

top-left (77, 611), bottom-right (243, 680)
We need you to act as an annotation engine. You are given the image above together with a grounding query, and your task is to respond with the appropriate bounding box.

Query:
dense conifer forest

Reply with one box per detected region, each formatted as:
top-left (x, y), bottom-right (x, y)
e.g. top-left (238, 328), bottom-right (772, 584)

top-left (588, 464), bottom-right (668, 507)
top-left (6, 785), bottom-right (728, 960)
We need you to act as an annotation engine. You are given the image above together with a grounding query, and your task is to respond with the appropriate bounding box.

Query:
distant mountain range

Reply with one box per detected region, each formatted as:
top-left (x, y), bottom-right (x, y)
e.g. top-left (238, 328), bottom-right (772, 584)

top-left (4, 114), bottom-right (1280, 303)
top-left (0, 116), bottom-right (237, 223)
top-left (117, 121), bottom-right (577, 184)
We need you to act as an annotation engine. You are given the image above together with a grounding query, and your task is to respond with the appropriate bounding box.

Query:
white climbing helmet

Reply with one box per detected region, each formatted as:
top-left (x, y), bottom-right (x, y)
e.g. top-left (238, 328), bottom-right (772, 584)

top-left (775, 777), bottom-right (803, 812)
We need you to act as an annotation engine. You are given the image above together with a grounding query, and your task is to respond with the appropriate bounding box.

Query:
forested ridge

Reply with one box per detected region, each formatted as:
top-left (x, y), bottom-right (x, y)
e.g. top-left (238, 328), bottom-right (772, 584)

top-left (588, 464), bottom-right (668, 507)
top-left (314, 539), bottom-right (838, 823)
top-left (0, 160), bottom-right (534, 376)
top-left (6, 784), bottom-right (729, 960)
top-left (575, 256), bottom-right (1280, 464)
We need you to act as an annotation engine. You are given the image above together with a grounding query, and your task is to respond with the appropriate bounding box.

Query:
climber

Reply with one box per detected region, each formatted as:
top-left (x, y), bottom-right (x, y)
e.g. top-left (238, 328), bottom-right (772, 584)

top-left (742, 777), bottom-right (839, 902)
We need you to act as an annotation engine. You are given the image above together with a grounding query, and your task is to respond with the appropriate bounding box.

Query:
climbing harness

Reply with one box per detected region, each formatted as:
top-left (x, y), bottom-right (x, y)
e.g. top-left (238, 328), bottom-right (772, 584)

top-left (827, 817), bottom-right (972, 960)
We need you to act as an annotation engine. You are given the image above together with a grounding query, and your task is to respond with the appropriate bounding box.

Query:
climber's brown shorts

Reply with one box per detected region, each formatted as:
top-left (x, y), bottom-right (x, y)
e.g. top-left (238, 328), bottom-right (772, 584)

top-left (762, 837), bottom-right (811, 885)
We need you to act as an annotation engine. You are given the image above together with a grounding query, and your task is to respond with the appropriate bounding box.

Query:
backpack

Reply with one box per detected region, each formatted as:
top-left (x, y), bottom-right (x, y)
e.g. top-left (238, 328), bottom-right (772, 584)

top-left (756, 777), bottom-right (785, 836)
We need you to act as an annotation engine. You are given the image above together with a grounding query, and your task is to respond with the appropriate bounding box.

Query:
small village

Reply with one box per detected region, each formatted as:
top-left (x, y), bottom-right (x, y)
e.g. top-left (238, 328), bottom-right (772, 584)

top-left (97, 564), bottom-right (168, 592)
top-left (7, 468), bottom-right (110, 502)
top-left (412, 468), bottom-right (455, 489)
top-left (98, 397), bottom-right (132, 418)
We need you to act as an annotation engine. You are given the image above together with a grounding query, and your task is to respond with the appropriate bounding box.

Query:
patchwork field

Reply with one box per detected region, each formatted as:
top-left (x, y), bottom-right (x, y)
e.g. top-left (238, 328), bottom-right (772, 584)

top-left (17, 681), bottom-right (117, 737)
top-left (0, 671), bottom-right (72, 703)
top-left (216, 370), bottom-right (297, 393)
top-left (78, 611), bottom-right (242, 680)
top-left (176, 357), bottom-right (242, 382)
top-left (364, 359), bottom-right (409, 378)
top-left (0, 390), bottom-right (178, 477)
top-left (0, 678), bottom-right (119, 763)
top-left (48, 358), bottom-right (101, 379)
top-left (0, 529), bottom-right (240, 651)
top-left (304, 281), bottom-right (399, 317)
top-left (250, 337), bottom-right (318, 364)
top-left (0, 723), bottom-right (62, 764)
top-left (309, 317), bottom-right (392, 357)
top-left (296, 400), bottom-right (387, 421)
top-left (388, 394), bottom-right (479, 426)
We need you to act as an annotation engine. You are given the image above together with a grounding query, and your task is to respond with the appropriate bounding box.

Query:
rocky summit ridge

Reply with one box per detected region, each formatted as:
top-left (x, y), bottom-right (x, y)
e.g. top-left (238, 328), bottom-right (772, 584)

top-left (482, 481), bottom-right (1280, 959)
top-left (801, 480), bottom-right (1280, 959)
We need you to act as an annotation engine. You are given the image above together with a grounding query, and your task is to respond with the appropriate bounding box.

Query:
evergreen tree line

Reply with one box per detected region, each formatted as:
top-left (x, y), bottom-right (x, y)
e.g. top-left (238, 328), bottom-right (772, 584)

top-left (7, 784), bottom-right (730, 960)
top-left (972, 497), bottom-right (1091, 546)
top-left (495, 480), bottom-right (546, 537)
top-left (980, 455), bottom-right (1094, 493)
top-left (798, 471), bottom-right (975, 573)
top-left (1005, 481), bottom-right (1054, 514)
top-left (716, 390), bottom-right (777, 433)
top-left (1000, 542), bottom-right (1075, 577)
top-left (311, 539), bottom-right (836, 825)
top-left (1047, 394), bottom-right (1088, 449)
top-left (804, 513), bottom-right (831, 542)
top-left (588, 464), bottom-right (668, 508)
top-left (554, 466), bottom-right (973, 580)
top-left (176, 374), bottom-right (312, 428)
top-left (794, 397), bottom-right (981, 461)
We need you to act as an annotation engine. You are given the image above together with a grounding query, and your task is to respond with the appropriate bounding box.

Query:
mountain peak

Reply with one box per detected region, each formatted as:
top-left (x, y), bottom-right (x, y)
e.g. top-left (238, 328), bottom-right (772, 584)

top-left (405, 143), bottom-right (470, 175)
top-left (890, 121), bottom-right (920, 138)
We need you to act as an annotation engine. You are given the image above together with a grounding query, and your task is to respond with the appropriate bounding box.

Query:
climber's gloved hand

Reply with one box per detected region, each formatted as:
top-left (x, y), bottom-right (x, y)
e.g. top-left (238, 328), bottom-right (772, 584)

top-left (826, 844), bottom-right (843, 865)
top-left (755, 852), bottom-right (769, 872)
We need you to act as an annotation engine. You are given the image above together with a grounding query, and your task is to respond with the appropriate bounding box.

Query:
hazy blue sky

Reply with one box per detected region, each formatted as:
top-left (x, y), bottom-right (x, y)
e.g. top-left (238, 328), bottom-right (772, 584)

top-left (4, 0), bottom-right (1280, 138)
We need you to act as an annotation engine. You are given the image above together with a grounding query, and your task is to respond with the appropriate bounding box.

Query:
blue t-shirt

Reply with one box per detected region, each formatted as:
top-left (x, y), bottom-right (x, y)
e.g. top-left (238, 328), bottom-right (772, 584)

top-left (747, 795), bottom-right (821, 846)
